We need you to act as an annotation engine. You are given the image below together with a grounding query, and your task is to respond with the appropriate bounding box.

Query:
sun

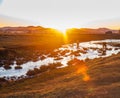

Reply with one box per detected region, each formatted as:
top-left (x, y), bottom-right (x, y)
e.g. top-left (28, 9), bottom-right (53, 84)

top-left (58, 28), bottom-right (67, 35)
top-left (53, 27), bottom-right (68, 43)
top-left (61, 30), bottom-right (66, 35)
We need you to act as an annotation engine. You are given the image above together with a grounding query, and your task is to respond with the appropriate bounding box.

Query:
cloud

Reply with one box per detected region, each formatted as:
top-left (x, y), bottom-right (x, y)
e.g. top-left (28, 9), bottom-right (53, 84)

top-left (84, 18), bottom-right (120, 29)
top-left (0, 14), bottom-right (36, 27)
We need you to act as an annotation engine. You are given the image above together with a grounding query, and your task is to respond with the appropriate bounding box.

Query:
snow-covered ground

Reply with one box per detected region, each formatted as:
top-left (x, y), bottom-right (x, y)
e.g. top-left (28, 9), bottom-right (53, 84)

top-left (0, 39), bottom-right (120, 78)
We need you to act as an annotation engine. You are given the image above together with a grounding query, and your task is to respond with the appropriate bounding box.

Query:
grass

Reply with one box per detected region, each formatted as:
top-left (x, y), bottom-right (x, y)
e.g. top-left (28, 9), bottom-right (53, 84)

top-left (0, 33), bottom-right (120, 97)
top-left (0, 34), bottom-right (64, 67)
top-left (0, 53), bottom-right (120, 98)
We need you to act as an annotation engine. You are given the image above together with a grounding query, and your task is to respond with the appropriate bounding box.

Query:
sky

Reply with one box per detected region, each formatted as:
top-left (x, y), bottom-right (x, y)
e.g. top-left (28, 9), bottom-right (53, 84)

top-left (0, 0), bottom-right (120, 31)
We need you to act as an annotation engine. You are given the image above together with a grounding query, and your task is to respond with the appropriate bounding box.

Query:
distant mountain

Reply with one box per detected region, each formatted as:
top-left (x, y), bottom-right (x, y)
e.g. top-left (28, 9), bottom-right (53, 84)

top-left (66, 28), bottom-right (119, 34)
top-left (0, 26), bottom-right (119, 35)
top-left (0, 26), bottom-right (62, 35)
top-left (0, 26), bottom-right (45, 31)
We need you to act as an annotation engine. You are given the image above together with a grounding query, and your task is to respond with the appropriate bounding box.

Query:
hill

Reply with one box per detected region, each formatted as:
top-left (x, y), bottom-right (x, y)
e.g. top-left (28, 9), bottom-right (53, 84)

top-left (0, 53), bottom-right (120, 98)
top-left (66, 28), bottom-right (119, 34)
top-left (0, 26), bottom-right (62, 35)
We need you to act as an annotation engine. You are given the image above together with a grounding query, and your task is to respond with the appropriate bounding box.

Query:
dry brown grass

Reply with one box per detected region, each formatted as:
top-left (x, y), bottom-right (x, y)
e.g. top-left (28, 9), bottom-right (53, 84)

top-left (0, 53), bottom-right (120, 98)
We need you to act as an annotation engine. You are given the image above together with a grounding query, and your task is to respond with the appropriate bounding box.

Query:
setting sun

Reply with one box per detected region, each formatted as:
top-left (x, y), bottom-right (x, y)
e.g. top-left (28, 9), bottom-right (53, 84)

top-left (58, 28), bottom-right (69, 44)
top-left (61, 30), bottom-right (66, 35)
top-left (57, 27), bottom-right (67, 34)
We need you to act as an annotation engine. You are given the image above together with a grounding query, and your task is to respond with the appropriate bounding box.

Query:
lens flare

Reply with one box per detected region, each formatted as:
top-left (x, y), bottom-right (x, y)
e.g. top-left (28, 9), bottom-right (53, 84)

top-left (71, 58), bottom-right (90, 82)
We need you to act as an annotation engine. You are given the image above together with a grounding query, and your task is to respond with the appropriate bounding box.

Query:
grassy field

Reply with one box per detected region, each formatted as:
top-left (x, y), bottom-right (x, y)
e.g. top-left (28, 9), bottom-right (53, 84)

top-left (67, 33), bottom-right (120, 43)
top-left (0, 53), bottom-right (120, 98)
top-left (0, 34), bottom-right (64, 67)
top-left (1, 33), bottom-right (120, 67)
top-left (0, 33), bottom-right (120, 48)
top-left (0, 33), bottom-right (120, 97)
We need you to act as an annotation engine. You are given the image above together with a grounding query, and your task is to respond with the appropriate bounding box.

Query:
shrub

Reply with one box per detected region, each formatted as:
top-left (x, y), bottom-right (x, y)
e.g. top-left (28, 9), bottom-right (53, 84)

top-left (0, 78), bottom-right (7, 82)
top-left (26, 68), bottom-right (40, 76)
top-left (33, 68), bottom-right (40, 73)
top-left (16, 60), bottom-right (24, 65)
top-left (48, 62), bottom-right (63, 70)
top-left (85, 57), bottom-right (90, 62)
top-left (39, 65), bottom-right (49, 73)
top-left (26, 69), bottom-right (36, 76)
top-left (70, 51), bottom-right (81, 56)
top-left (0, 78), bottom-right (8, 87)
top-left (0, 62), bottom-right (4, 67)
top-left (67, 60), bottom-right (74, 66)
top-left (40, 56), bottom-right (46, 60)
top-left (15, 65), bottom-right (22, 70)
top-left (3, 64), bottom-right (11, 70)
top-left (26, 63), bottom-right (63, 76)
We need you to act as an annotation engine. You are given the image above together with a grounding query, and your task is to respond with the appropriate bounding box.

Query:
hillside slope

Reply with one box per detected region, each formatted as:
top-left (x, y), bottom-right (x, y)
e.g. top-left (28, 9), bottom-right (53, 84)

top-left (0, 53), bottom-right (120, 98)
